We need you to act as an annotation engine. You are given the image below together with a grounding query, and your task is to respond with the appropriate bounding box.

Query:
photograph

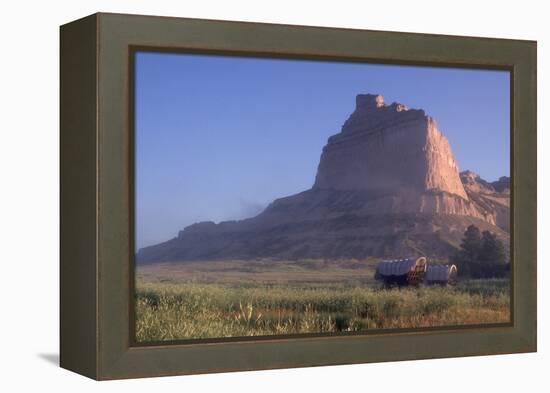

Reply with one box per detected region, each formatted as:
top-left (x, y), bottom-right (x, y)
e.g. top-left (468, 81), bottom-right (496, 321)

top-left (0, 0), bottom-right (543, 386)
top-left (133, 51), bottom-right (511, 343)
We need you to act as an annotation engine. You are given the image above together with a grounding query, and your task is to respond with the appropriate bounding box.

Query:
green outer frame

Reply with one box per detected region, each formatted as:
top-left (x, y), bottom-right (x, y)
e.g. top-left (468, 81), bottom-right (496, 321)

top-left (60, 12), bottom-right (537, 380)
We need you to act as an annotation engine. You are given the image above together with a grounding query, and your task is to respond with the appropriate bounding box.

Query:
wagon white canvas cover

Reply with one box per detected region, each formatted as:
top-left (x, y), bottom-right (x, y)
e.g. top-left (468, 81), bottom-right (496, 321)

top-left (377, 257), bottom-right (426, 276)
top-left (425, 264), bottom-right (457, 282)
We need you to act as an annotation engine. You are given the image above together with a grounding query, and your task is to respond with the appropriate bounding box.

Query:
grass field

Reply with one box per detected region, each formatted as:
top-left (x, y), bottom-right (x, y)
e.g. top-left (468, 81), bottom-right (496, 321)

top-left (135, 259), bottom-right (510, 342)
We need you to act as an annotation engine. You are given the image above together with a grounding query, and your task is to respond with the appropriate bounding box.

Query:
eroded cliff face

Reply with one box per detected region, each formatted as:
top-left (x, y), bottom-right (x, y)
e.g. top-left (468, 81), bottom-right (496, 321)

top-left (313, 94), bottom-right (467, 199)
top-left (137, 93), bottom-right (509, 263)
top-left (311, 94), bottom-right (501, 224)
top-left (460, 171), bottom-right (510, 232)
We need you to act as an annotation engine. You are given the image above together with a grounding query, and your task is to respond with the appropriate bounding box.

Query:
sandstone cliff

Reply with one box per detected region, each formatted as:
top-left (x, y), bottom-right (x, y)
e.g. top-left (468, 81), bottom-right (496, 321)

top-left (311, 94), bottom-right (495, 223)
top-left (314, 94), bottom-right (468, 200)
top-left (137, 94), bottom-right (509, 263)
top-left (460, 171), bottom-right (510, 232)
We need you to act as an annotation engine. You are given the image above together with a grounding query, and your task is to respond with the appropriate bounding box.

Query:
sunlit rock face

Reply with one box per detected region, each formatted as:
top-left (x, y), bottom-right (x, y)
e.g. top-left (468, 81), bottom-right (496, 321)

top-left (313, 94), bottom-right (468, 200)
top-left (137, 94), bottom-right (509, 262)
top-left (310, 94), bottom-right (500, 223)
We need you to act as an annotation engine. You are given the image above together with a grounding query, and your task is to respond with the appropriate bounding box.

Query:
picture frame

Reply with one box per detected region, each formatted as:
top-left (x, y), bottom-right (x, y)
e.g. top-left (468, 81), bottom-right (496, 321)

top-left (60, 12), bottom-right (536, 380)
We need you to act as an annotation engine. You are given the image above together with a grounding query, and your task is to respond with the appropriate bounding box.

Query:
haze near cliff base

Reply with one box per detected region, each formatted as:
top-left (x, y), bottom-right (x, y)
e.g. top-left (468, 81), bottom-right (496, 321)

top-left (134, 52), bottom-right (510, 342)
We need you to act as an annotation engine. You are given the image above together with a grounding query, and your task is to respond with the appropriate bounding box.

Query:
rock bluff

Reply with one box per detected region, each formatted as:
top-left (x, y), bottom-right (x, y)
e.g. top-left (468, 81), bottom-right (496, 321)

top-left (137, 93), bottom-right (510, 262)
top-left (314, 94), bottom-right (468, 199)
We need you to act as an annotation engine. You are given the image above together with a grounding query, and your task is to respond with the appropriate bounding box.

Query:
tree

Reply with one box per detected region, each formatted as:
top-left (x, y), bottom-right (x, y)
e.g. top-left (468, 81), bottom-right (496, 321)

top-left (459, 225), bottom-right (482, 263)
top-left (476, 230), bottom-right (507, 278)
top-left (452, 225), bottom-right (481, 276)
top-left (452, 225), bottom-right (508, 278)
top-left (479, 231), bottom-right (506, 263)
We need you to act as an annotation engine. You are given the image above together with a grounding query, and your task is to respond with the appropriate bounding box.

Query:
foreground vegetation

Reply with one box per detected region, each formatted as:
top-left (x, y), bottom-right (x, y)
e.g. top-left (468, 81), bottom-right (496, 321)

top-left (135, 270), bottom-right (510, 342)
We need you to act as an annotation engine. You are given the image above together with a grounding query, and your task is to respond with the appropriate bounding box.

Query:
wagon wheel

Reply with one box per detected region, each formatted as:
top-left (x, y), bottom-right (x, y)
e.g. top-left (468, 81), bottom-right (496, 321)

top-left (408, 267), bottom-right (425, 286)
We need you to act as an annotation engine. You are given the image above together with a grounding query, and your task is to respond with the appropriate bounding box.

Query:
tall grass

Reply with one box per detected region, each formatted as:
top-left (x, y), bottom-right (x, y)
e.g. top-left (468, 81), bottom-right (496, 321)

top-left (135, 279), bottom-right (510, 342)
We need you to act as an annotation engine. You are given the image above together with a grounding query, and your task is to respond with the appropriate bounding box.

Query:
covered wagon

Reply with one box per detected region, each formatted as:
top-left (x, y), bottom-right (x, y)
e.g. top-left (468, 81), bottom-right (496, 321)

top-left (375, 257), bottom-right (427, 286)
top-left (425, 264), bottom-right (458, 285)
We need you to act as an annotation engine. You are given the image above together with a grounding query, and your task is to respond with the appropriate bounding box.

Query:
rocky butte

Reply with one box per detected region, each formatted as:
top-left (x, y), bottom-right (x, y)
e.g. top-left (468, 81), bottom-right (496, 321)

top-left (137, 94), bottom-right (510, 263)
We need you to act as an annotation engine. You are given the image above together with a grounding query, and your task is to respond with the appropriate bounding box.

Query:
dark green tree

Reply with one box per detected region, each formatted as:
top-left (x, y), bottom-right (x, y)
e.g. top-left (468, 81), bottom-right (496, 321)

top-left (476, 230), bottom-right (507, 278)
top-left (452, 225), bottom-right (508, 278)
top-left (460, 225), bottom-right (482, 263)
top-left (452, 225), bottom-right (481, 276)
top-left (479, 231), bottom-right (506, 263)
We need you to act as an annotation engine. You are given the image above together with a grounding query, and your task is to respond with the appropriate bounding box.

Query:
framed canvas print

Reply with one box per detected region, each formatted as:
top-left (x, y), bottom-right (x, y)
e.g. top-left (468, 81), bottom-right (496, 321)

top-left (60, 13), bottom-right (537, 380)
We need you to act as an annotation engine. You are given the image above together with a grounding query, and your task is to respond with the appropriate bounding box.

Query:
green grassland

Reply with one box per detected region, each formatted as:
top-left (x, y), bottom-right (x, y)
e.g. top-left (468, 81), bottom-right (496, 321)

top-left (135, 259), bottom-right (510, 342)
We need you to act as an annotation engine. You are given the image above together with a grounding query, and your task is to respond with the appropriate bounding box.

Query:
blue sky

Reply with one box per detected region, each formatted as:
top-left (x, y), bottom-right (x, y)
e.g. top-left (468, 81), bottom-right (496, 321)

top-left (135, 52), bottom-right (510, 249)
